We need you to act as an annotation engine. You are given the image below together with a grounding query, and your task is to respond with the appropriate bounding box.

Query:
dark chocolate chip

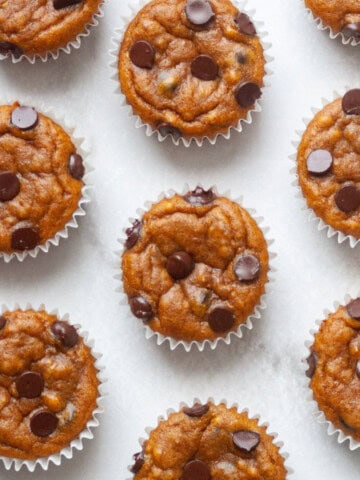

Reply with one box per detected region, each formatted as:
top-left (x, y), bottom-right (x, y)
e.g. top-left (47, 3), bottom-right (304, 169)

top-left (130, 40), bottom-right (155, 69)
top-left (51, 321), bottom-right (79, 348)
top-left (306, 351), bottom-right (317, 378)
top-left (131, 451), bottom-right (145, 474)
top-left (235, 51), bottom-right (247, 64)
top-left (11, 106), bottom-right (38, 131)
top-left (0, 172), bottom-right (20, 202)
top-left (166, 252), bottom-right (194, 280)
top-left (234, 82), bottom-right (261, 108)
top-left (185, 0), bottom-right (214, 26)
top-left (207, 307), bottom-right (235, 333)
top-left (30, 410), bottom-right (58, 437)
top-left (234, 12), bottom-right (256, 36)
top-left (125, 219), bottom-right (142, 249)
top-left (191, 55), bottom-right (218, 81)
top-left (306, 149), bottom-right (333, 176)
top-left (0, 42), bottom-right (23, 58)
top-left (356, 361), bottom-right (360, 379)
top-left (16, 371), bottom-right (44, 399)
top-left (68, 153), bottom-right (85, 180)
top-left (342, 89), bottom-right (360, 116)
top-left (334, 185), bottom-right (360, 213)
top-left (184, 186), bottom-right (216, 206)
top-left (184, 403), bottom-right (209, 417)
top-left (181, 460), bottom-right (211, 480)
top-left (346, 298), bottom-right (360, 320)
top-left (11, 227), bottom-right (40, 251)
top-left (157, 123), bottom-right (182, 140)
top-left (0, 316), bottom-right (6, 330)
top-left (234, 254), bottom-right (260, 282)
top-left (53, 0), bottom-right (82, 9)
top-left (232, 430), bottom-right (260, 453)
top-left (129, 296), bottom-right (153, 320)
top-left (342, 23), bottom-right (360, 40)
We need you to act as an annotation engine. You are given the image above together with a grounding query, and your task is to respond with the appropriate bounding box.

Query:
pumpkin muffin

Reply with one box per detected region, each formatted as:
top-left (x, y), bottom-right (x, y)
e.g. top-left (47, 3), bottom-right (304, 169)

top-left (0, 308), bottom-right (99, 460)
top-left (0, 102), bottom-right (85, 257)
top-left (130, 401), bottom-right (288, 479)
top-left (121, 187), bottom-right (269, 344)
top-left (118, 0), bottom-right (266, 141)
top-left (297, 89), bottom-right (360, 239)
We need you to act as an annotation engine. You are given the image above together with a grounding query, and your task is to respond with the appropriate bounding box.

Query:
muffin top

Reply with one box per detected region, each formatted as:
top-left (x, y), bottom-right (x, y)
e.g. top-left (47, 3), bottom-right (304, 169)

top-left (0, 309), bottom-right (99, 459)
top-left (307, 298), bottom-right (360, 441)
top-left (305, 0), bottom-right (360, 38)
top-left (131, 402), bottom-right (287, 479)
top-left (297, 89), bottom-right (360, 239)
top-left (121, 187), bottom-right (269, 343)
top-left (119, 0), bottom-right (265, 140)
top-left (0, 103), bottom-right (85, 255)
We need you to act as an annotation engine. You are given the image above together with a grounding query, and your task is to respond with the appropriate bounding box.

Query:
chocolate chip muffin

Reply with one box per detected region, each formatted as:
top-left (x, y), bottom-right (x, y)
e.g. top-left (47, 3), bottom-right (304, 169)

top-left (0, 102), bottom-right (86, 258)
top-left (118, 0), bottom-right (266, 141)
top-left (306, 298), bottom-right (360, 442)
top-left (297, 89), bottom-right (360, 240)
top-left (130, 401), bottom-right (287, 479)
top-left (0, 308), bottom-right (100, 460)
top-left (121, 187), bottom-right (269, 344)
top-left (0, 0), bottom-right (103, 59)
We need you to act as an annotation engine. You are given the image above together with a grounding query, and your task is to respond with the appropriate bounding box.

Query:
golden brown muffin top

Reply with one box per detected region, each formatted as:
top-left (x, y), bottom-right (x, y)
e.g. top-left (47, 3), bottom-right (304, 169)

top-left (305, 0), bottom-right (360, 36)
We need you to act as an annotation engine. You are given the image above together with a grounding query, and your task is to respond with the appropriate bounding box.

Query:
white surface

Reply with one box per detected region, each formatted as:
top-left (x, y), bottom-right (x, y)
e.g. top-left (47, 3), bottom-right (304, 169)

top-left (0, 0), bottom-right (360, 478)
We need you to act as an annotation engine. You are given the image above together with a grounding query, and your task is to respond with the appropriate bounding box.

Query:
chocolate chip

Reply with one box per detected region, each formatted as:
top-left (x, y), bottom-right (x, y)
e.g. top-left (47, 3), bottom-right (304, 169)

top-left (234, 12), bottom-right (256, 36)
top-left (234, 254), bottom-right (260, 282)
top-left (185, 0), bottom-right (214, 26)
top-left (181, 460), bottom-right (211, 480)
top-left (131, 451), bottom-right (145, 474)
top-left (125, 219), bottom-right (142, 249)
top-left (184, 403), bottom-right (209, 417)
top-left (166, 252), bottom-right (194, 280)
top-left (53, 0), bottom-right (82, 9)
top-left (68, 153), bottom-right (85, 180)
top-left (306, 351), bottom-right (317, 378)
top-left (157, 123), bottom-right (182, 140)
top-left (356, 361), bottom-right (360, 379)
top-left (129, 296), bottom-right (153, 320)
top-left (30, 410), bottom-right (58, 437)
top-left (0, 172), bottom-right (20, 202)
top-left (207, 307), bottom-right (235, 332)
top-left (347, 298), bottom-right (360, 320)
top-left (335, 185), bottom-right (360, 213)
top-left (232, 430), bottom-right (260, 453)
top-left (342, 23), bottom-right (360, 40)
top-left (235, 51), bottom-right (247, 64)
top-left (51, 321), bottom-right (79, 348)
top-left (11, 106), bottom-right (38, 131)
top-left (184, 186), bottom-right (216, 206)
top-left (0, 316), bottom-right (6, 330)
top-left (0, 42), bottom-right (23, 58)
top-left (306, 149), bottom-right (333, 176)
top-left (234, 82), bottom-right (261, 108)
top-left (16, 372), bottom-right (44, 399)
top-left (130, 40), bottom-right (155, 69)
top-left (11, 226), bottom-right (40, 251)
top-left (342, 89), bottom-right (360, 116)
top-left (191, 55), bottom-right (218, 81)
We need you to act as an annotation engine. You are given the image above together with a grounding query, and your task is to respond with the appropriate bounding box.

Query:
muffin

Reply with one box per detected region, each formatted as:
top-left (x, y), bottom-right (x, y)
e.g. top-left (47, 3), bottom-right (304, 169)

top-left (121, 186), bottom-right (269, 346)
top-left (296, 89), bottom-right (360, 240)
top-left (0, 102), bottom-right (86, 259)
top-left (118, 0), bottom-right (266, 142)
top-left (129, 401), bottom-right (288, 479)
top-left (0, 0), bottom-right (103, 60)
top-left (0, 308), bottom-right (100, 461)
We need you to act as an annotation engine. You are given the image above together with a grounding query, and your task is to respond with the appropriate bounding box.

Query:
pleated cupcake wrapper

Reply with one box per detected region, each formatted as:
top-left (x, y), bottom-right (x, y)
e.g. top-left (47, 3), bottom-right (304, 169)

top-left (0, 1), bottom-right (105, 64)
top-left (127, 397), bottom-right (293, 479)
top-left (114, 184), bottom-right (276, 352)
top-left (0, 96), bottom-right (92, 263)
top-left (109, 0), bottom-right (273, 147)
top-left (289, 87), bottom-right (360, 249)
top-left (0, 303), bottom-right (106, 472)
top-left (303, 291), bottom-right (360, 451)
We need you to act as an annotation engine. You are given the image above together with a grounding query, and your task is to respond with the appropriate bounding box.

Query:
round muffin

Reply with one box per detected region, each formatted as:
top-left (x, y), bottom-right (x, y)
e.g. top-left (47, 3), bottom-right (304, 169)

top-left (0, 102), bottom-right (85, 256)
top-left (118, 0), bottom-right (265, 141)
top-left (307, 298), bottom-right (360, 441)
top-left (0, 0), bottom-right (103, 59)
top-left (130, 401), bottom-right (287, 479)
top-left (297, 89), bottom-right (360, 239)
top-left (0, 308), bottom-right (99, 460)
top-left (121, 187), bottom-right (269, 344)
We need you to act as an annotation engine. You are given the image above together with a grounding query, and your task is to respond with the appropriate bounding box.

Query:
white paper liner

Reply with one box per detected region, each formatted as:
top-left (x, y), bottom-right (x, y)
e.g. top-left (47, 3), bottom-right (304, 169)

top-left (0, 1), bottom-right (105, 64)
top-left (0, 96), bottom-right (92, 263)
top-left (127, 397), bottom-right (293, 478)
top-left (290, 87), bottom-right (360, 249)
top-left (114, 184), bottom-right (276, 352)
top-left (303, 292), bottom-right (360, 450)
top-left (109, 0), bottom-right (273, 147)
top-left (0, 303), bottom-right (106, 472)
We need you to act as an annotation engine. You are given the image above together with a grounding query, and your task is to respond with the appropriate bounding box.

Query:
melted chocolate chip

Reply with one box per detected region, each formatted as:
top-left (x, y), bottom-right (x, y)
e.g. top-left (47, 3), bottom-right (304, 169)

top-left (234, 82), bottom-right (262, 108)
top-left (334, 185), bottom-right (360, 213)
top-left (342, 23), bottom-right (360, 40)
top-left (347, 298), bottom-right (360, 320)
top-left (0, 316), bottom-right (6, 330)
top-left (130, 40), bottom-right (155, 69)
top-left (0, 42), bottom-right (23, 58)
top-left (166, 252), bottom-right (194, 280)
top-left (191, 55), bottom-right (218, 81)
top-left (53, 0), bottom-right (82, 9)
top-left (181, 460), bottom-right (211, 480)
top-left (306, 149), bottom-right (333, 176)
top-left (51, 321), bottom-right (79, 348)
top-left (235, 51), bottom-right (247, 64)
top-left (131, 451), bottom-right (145, 474)
top-left (234, 12), bottom-right (256, 36)
top-left (232, 430), bottom-right (260, 453)
top-left (306, 351), bottom-right (317, 378)
top-left (234, 254), bottom-right (260, 282)
top-left (0, 172), bottom-right (20, 202)
top-left (207, 307), bottom-right (235, 332)
top-left (342, 89), bottom-right (360, 116)
top-left (11, 227), bottom-right (40, 251)
top-left (125, 219), bottom-right (142, 249)
top-left (69, 153), bottom-right (85, 180)
top-left (356, 361), bottom-right (360, 379)
top-left (16, 372), bottom-right (44, 399)
top-left (129, 296), bottom-right (153, 320)
top-left (184, 403), bottom-right (209, 417)
top-left (185, 0), bottom-right (214, 26)
top-left (157, 123), bottom-right (182, 140)
top-left (184, 186), bottom-right (216, 206)
top-left (30, 410), bottom-right (58, 437)
top-left (11, 106), bottom-right (38, 131)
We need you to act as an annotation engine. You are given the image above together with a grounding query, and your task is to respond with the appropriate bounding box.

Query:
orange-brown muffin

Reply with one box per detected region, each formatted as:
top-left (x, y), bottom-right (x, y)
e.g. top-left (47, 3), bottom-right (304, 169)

top-left (297, 89), bottom-right (360, 239)
top-left (306, 298), bottom-right (360, 441)
top-left (121, 187), bottom-right (269, 343)
top-left (118, 0), bottom-right (265, 141)
top-left (0, 308), bottom-right (99, 460)
top-left (0, 102), bottom-right (85, 255)
top-left (130, 401), bottom-right (288, 479)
